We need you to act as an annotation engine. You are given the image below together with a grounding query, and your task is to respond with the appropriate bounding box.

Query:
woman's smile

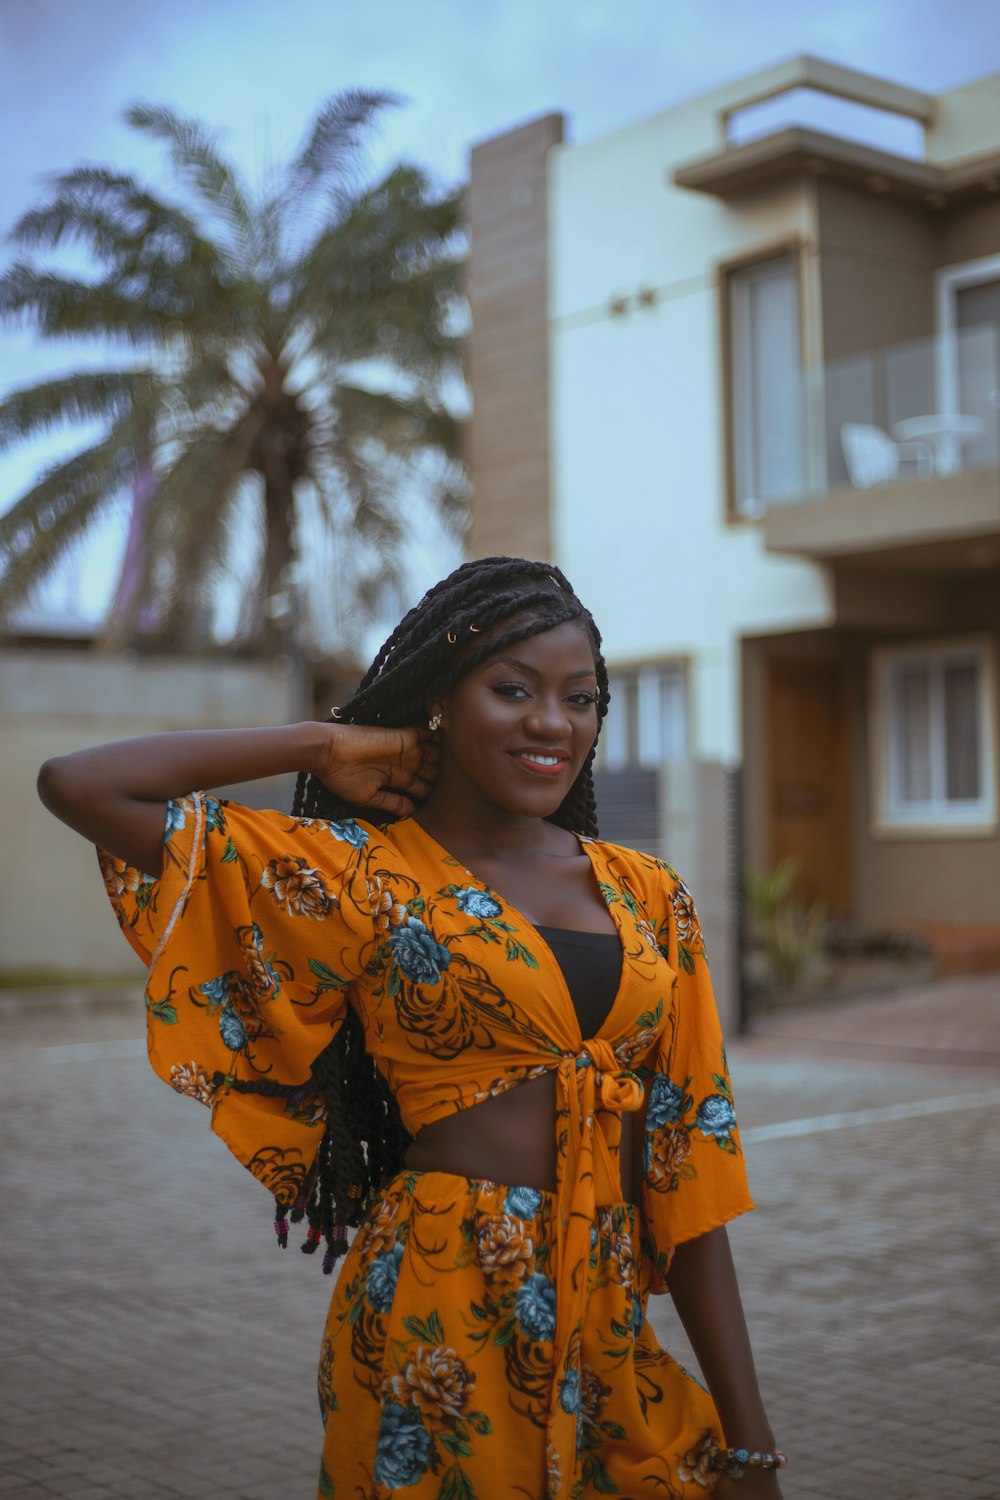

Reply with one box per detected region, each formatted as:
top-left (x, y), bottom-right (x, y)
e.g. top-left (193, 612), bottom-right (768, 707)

top-left (426, 621), bottom-right (600, 823)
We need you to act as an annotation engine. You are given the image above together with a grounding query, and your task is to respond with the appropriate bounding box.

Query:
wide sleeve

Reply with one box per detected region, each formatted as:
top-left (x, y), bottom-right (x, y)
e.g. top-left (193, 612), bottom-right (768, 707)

top-left (638, 863), bottom-right (755, 1292)
top-left (97, 791), bottom-right (379, 1205)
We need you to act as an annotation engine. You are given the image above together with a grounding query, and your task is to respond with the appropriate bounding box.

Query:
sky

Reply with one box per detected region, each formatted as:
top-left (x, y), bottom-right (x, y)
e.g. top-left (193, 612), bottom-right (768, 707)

top-left (1, 0), bottom-right (999, 638)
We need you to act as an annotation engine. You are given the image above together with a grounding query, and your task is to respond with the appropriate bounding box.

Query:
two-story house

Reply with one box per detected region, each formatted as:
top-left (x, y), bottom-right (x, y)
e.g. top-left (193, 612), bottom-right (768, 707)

top-left (465, 57), bottom-right (1000, 1008)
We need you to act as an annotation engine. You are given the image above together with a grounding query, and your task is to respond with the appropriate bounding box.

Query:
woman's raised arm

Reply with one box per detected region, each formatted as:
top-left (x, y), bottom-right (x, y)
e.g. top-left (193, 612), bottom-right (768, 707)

top-left (38, 722), bottom-right (436, 876)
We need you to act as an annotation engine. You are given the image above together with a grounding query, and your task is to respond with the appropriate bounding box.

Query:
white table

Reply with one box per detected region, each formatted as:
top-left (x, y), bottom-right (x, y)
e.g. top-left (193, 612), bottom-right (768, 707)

top-left (890, 413), bottom-right (986, 475)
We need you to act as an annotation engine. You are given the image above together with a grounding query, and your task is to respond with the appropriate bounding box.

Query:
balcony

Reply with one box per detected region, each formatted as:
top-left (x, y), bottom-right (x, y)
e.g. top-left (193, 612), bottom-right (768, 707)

top-left (760, 323), bottom-right (1000, 568)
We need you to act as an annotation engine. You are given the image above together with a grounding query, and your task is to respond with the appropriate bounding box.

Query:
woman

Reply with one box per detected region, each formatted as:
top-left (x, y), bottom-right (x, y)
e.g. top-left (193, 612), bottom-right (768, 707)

top-left (39, 557), bottom-right (785, 1499)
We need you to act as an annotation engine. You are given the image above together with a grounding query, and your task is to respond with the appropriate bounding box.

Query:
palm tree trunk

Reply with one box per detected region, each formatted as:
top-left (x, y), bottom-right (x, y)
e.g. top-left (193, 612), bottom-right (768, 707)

top-left (261, 440), bottom-right (297, 652)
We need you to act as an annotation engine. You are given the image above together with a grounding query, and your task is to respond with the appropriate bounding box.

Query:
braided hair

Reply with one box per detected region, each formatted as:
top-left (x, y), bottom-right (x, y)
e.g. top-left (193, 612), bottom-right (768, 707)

top-left (232, 557), bottom-right (609, 1270)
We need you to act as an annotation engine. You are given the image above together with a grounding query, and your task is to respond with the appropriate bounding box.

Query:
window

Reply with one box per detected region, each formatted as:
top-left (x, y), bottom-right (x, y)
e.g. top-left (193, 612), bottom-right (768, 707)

top-left (597, 663), bottom-right (688, 771)
top-left (729, 252), bottom-right (806, 516)
top-left (935, 254), bottom-right (1000, 472)
top-left (873, 642), bottom-right (997, 831)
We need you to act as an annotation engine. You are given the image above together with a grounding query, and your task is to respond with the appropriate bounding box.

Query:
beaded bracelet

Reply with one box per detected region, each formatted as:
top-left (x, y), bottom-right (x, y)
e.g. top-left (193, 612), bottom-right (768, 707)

top-left (714, 1446), bottom-right (787, 1480)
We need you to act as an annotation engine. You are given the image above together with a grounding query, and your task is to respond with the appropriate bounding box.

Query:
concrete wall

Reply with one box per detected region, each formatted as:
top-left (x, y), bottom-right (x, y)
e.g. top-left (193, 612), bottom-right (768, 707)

top-left (1, 650), bottom-right (301, 980)
top-left (924, 73), bottom-right (1000, 162)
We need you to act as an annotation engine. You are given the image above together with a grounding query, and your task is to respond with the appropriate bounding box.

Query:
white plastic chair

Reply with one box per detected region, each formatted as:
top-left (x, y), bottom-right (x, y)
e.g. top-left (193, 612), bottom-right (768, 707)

top-left (840, 424), bottom-right (933, 489)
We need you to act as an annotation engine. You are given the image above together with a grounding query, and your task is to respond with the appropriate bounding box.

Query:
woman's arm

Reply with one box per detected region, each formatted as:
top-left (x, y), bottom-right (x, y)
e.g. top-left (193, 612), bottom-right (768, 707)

top-left (38, 722), bottom-right (435, 876)
top-left (668, 1225), bottom-right (784, 1499)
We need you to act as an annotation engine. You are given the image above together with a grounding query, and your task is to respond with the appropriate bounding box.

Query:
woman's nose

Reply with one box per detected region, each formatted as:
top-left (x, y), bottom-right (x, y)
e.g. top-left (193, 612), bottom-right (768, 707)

top-left (523, 696), bottom-right (572, 738)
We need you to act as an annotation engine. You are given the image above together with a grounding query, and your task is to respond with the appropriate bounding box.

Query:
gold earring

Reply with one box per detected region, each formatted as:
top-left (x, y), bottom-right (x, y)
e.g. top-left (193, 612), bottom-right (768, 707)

top-left (428, 713), bottom-right (443, 732)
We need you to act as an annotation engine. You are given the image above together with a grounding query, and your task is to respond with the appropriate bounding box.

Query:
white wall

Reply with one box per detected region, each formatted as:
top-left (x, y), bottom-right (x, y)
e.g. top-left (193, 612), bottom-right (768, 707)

top-left (548, 92), bottom-right (833, 762)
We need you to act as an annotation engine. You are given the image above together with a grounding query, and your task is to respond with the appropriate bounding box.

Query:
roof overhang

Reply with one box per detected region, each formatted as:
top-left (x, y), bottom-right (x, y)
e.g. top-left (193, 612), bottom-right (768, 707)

top-left (673, 126), bottom-right (1000, 207)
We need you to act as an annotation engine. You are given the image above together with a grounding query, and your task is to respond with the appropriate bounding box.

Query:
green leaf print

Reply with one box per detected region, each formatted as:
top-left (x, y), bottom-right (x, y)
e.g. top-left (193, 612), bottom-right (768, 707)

top-left (598, 881), bottom-right (621, 907)
top-left (401, 1310), bottom-right (445, 1345)
top-left (467, 1410), bottom-right (492, 1435)
top-left (220, 837), bottom-right (238, 864)
top-left (504, 937), bottom-right (538, 969)
top-left (635, 1002), bottom-right (664, 1030)
top-left (677, 946), bottom-right (696, 975)
top-left (711, 1072), bottom-right (732, 1098)
top-left (438, 1465), bottom-right (476, 1500)
top-left (318, 1460), bottom-right (334, 1497)
top-left (146, 999), bottom-right (177, 1024)
top-left (406, 896), bottom-right (426, 915)
top-left (438, 1431), bottom-right (474, 1459)
top-left (492, 1315), bottom-right (517, 1348)
top-left (308, 958), bottom-right (350, 994)
top-left (582, 1451), bottom-right (619, 1494)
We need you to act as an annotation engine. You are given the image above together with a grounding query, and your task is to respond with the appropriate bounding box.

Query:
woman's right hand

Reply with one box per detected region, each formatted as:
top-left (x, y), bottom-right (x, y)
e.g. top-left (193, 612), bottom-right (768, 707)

top-left (315, 724), bottom-right (439, 818)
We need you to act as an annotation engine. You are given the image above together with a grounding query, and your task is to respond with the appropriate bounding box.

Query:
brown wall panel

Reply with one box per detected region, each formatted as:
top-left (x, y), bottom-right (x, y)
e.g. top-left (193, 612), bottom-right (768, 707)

top-left (466, 114), bottom-right (564, 562)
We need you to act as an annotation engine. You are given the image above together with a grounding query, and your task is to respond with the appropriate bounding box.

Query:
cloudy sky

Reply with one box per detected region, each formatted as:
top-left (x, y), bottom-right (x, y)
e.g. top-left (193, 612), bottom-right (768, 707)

top-left (1, 0), bottom-right (999, 628)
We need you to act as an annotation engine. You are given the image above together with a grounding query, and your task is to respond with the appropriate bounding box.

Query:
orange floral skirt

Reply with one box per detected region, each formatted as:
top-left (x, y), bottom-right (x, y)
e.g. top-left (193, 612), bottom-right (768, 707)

top-left (316, 1170), bottom-right (722, 1498)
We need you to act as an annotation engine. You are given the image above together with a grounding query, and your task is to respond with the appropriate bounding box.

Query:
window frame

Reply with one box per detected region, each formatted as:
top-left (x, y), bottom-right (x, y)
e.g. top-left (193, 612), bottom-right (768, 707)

top-left (870, 637), bottom-right (998, 838)
top-left (597, 658), bottom-right (691, 772)
top-left (934, 250), bottom-right (1000, 412)
top-left (720, 238), bottom-right (810, 523)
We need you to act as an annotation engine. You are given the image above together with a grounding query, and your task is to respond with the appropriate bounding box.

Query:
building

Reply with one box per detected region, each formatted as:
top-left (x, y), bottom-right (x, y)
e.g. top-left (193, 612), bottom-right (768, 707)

top-left (466, 57), bottom-right (1000, 1003)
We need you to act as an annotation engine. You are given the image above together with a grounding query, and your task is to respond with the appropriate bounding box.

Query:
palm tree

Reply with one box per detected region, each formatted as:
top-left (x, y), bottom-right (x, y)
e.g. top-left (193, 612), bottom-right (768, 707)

top-left (0, 92), bottom-right (466, 652)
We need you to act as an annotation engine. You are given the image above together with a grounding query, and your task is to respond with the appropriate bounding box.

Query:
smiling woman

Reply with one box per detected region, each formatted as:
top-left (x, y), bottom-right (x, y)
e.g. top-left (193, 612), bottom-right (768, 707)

top-left (37, 556), bottom-right (784, 1500)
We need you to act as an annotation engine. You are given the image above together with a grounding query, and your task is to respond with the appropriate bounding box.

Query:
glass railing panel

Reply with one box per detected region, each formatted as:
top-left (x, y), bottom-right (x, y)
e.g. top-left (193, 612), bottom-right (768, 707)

top-left (787, 322), bottom-right (1000, 501)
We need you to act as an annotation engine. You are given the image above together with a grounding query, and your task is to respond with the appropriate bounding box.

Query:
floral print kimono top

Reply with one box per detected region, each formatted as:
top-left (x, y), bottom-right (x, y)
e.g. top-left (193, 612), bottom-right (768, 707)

top-left (101, 793), bottom-right (753, 1498)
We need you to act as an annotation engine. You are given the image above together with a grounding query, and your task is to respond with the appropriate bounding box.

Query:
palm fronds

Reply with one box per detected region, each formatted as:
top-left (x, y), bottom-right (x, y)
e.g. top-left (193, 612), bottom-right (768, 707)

top-left (0, 90), bottom-right (467, 651)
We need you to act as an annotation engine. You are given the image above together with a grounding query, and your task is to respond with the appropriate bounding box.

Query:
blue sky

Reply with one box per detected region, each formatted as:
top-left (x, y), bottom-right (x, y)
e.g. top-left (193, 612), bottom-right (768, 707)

top-left (2, 0), bottom-right (999, 630)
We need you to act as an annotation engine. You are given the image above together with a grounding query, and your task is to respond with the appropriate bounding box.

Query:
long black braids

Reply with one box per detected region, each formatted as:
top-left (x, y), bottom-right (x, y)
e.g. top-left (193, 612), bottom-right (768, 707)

top-left (226, 557), bottom-right (610, 1270)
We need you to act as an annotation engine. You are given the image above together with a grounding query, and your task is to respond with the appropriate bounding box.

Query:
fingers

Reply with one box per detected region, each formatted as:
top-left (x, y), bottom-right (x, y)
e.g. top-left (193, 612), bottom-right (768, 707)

top-left (366, 788), bottom-right (419, 818)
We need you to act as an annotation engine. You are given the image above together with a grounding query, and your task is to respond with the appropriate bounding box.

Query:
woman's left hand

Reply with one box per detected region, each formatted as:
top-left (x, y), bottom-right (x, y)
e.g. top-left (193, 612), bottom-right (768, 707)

top-left (316, 724), bottom-right (440, 816)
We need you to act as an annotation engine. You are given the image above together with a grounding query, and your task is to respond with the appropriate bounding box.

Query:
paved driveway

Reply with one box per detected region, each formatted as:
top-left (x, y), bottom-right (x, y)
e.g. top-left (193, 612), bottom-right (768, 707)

top-left (2, 978), bottom-right (998, 1499)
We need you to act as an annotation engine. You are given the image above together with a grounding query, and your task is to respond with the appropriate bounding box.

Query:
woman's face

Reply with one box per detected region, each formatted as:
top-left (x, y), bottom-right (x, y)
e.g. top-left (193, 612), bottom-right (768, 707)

top-left (431, 620), bottom-right (600, 824)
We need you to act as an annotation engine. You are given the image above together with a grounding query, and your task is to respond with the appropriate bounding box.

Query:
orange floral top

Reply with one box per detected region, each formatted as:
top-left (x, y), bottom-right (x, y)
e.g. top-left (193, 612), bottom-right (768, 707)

top-left (101, 793), bottom-right (753, 1487)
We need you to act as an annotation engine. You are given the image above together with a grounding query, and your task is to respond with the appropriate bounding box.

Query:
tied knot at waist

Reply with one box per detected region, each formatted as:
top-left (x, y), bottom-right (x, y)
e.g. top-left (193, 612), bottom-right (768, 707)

top-left (572, 1037), bottom-right (644, 1114)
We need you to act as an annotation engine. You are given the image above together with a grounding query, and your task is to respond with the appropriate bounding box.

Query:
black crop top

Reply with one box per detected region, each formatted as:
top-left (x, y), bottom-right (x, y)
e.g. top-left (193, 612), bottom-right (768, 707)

top-left (535, 926), bottom-right (623, 1039)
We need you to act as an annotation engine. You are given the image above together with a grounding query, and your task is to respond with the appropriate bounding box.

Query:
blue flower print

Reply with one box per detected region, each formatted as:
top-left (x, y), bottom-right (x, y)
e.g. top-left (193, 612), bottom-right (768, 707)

top-left (373, 1403), bottom-right (431, 1489)
top-left (389, 918), bottom-right (451, 984)
top-left (559, 1368), bottom-right (582, 1416)
top-left (696, 1093), bottom-right (737, 1142)
top-left (646, 1075), bottom-right (686, 1129)
top-left (455, 886), bottom-right (504, 920)
top-left (164, 799), bottom-right (186, 842)
top-left (506, 1185), bottom-right (543, 1220)
top-left (203, 796), bottom-right (226, 833)
top-left (218, 1004), bottom-right (248, 1050)
top-left (326, 819), bottom-right (368, 849)
top-left (366, 1243), bottom-right (404, 1313)
top-left (632, 1294), bottom-right (645, 1339)
top-left (515, 1273), bottom-right (556, 1342)
top-left (199, 972), bottom-right (236, 1008)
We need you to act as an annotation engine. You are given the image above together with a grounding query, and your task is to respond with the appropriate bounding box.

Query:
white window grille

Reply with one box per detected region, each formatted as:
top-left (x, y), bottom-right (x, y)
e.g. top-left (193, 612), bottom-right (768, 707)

top-left (873, 642), bottom-right (996, 831)
top-left (598, 663), bottom-right (688, 771)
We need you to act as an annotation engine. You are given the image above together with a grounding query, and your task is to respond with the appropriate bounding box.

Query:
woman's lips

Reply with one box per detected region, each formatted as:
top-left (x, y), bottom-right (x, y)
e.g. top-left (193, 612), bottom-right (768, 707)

top-left (509, 750), bottom-right (570, 778)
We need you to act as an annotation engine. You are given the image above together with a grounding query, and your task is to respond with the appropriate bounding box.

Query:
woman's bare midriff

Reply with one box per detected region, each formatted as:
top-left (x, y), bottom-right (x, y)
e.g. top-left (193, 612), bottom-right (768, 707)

top-left (404, 1072), bottom-right (642, 1205)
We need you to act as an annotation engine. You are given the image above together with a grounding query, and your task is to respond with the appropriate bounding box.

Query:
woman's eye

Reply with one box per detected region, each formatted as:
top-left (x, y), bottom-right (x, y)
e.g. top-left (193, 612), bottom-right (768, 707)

top-left (569, 692), bottom-right (599, 707)
top-left (492, 682), bottom-right (530, 699)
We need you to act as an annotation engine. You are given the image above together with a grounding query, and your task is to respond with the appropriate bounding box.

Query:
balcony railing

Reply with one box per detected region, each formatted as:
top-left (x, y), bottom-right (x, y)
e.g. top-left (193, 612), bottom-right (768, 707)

top-left (752, 322), bottom-right (1000, 510)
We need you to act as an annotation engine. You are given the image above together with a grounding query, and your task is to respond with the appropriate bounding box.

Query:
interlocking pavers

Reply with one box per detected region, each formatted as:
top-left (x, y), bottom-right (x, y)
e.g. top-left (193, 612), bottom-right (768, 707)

top-left (3, 981), bottom-right (998, 1499)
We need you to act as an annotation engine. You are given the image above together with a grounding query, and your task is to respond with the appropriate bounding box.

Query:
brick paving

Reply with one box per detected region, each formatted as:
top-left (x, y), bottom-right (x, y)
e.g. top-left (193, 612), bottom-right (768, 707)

top-left (2, 976), bottom-right (999, 1499)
